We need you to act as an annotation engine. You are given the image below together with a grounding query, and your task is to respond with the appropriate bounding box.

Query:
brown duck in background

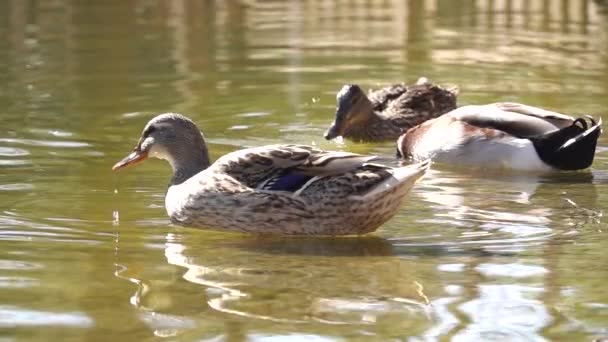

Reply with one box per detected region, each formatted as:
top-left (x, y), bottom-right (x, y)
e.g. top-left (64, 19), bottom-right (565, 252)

top-left (324, 77), bottom-right (458, 142)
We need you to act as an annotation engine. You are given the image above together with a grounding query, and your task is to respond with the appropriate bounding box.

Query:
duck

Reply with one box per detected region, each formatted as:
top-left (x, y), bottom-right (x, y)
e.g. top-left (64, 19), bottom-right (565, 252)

top-left (112, 113), bottom-right (431, 235)
top-left (396, 102), bottom-right (602, 172)
top-left (323, 77), bottom-right (458, 142)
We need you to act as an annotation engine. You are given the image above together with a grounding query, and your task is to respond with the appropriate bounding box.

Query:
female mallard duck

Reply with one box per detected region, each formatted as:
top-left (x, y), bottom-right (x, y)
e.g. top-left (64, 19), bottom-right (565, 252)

top-left (113, 113), bottom-right (430, 235)
top-left (324, 78), bottom-right (458, 142)
top-left (397, 102), bottom-right (602, 171)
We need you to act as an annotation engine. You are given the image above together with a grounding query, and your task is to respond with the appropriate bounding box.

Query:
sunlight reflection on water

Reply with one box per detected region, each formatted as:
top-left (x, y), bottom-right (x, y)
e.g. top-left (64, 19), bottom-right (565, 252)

top-left (0, 0), bottom-right (607, 341)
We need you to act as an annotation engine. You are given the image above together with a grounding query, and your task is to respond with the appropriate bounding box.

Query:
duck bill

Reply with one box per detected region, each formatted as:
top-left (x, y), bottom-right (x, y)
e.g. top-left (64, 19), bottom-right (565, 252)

top-left (112, 149), bottom-right (148, 171)
top-left (324, 123), bottom-right (341, 140)
top-left (324, 114), bottom-right (346, 140)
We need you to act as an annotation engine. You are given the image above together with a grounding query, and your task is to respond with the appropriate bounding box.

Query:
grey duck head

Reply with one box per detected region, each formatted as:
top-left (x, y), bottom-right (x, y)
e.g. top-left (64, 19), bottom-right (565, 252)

top-left (324, 84), bottom-right (374, 140)
top-left (112, 113), bottom-right (211, 185)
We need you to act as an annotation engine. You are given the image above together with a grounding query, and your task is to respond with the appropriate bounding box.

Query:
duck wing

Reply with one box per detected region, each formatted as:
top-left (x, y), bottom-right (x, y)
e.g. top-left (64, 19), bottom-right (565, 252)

top-left (381, 83), bottom-right (458, 128)
top-left (210, 144), bottom-right (377, 191)
top-left (290, 159), bottom-right (430, 201)
top-left (494, 102), bottom-right (574, 122)
top-left (451, 103), bottom-right (575, 138)
top-left (367, 84), bottom-right (408, 112)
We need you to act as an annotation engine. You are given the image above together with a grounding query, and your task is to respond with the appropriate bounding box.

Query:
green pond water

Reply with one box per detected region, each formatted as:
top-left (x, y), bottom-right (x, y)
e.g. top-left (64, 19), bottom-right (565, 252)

top-left (1, 1), bottom-right (608, 341)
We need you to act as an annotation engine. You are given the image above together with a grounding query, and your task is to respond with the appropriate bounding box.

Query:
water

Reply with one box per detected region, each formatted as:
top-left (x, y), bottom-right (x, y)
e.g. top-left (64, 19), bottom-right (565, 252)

top-left (1, 0), bottom-right (608, 340)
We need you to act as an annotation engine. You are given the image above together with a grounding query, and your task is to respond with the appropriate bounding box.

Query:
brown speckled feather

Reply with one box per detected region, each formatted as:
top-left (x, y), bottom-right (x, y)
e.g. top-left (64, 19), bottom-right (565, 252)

top-left (116, 113), bottom-right (432, 236)
top-left (386, 83), bottom-right (458, 125)
top-left (210, 144), bottom-right (377, 189)
top-left (367, 84), bottom-right (408, 112)
top-left (357, 83), bottom-right (457, 141)
top-left (326, 80), bottom-right (458, 142)
top-left (167, 144), bottom-right (430, 235)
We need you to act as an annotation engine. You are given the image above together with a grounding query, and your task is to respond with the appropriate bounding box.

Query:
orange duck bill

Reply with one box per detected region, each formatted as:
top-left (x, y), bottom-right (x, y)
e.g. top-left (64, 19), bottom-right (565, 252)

top-left (112, 149), bottom-right (148, 171)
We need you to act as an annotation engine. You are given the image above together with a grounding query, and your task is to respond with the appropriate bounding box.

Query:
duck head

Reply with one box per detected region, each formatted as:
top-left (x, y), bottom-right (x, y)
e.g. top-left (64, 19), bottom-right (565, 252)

top-left (324, 84), bottom-right (374, 140)
top-left (112, 113), bottom-right (211, 185)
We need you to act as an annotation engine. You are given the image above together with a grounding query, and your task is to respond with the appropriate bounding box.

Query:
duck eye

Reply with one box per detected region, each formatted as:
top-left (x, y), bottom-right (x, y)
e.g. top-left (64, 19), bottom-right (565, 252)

top-left (143, 125), bottom-right (156, 137)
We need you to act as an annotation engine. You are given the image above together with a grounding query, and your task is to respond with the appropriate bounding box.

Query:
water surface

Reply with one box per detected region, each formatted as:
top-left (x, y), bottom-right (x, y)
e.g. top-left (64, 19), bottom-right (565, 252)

top-left (1, 1), bottom-right (608, 341)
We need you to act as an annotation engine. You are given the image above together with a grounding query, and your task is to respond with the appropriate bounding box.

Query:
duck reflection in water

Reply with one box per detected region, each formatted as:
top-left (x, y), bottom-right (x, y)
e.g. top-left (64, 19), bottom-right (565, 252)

top-left (156, 233), bottom-right (439, 326)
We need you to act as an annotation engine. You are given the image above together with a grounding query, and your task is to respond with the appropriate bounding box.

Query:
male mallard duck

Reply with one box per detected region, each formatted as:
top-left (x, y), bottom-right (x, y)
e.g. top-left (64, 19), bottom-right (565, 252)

top-left (113, 113), bottom-right (430, 235)
top-left (396, 102), bottom-right (602, 171)
top-left (324, 78), bottom-right (458, 142)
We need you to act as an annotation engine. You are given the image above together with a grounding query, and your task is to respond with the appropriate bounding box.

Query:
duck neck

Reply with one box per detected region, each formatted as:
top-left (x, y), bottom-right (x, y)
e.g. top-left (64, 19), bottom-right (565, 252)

top-left (169, 143), bottom-right (211, 186)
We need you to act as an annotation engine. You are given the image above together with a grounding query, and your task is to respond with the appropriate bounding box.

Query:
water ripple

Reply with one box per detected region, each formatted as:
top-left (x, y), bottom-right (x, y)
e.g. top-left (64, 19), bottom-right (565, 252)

top-left (0, 276), bottom-right (39, 288)
top-left (28, 128), bottom-right (74, 138)
top-left (0, 159), bottom-right (31, 166)
top-left (236, 111), bottom-right (270, 118)
top-left (0, 214), bottom-right (108, 245)
top-left (0, 138), bottom-right (90, 148)
top-left (475, 263), bottom-right (549, 278)
top-left (0, 183), bottom-right (35, 191)
top-left (0, 147), bottom-right (29, 157)
top-left (0, 306), bottom-right (94, 328)
top-left (0, 260), bottom-right (42, 270)
top-left (138, 311), bottom-right (196, 338)
top-left (455, 285), bottom-right (550, 341)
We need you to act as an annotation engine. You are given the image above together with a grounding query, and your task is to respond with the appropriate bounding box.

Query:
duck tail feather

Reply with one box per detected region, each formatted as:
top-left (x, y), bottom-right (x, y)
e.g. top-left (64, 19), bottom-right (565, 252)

top-left (534, 116), bottom-right (602, 170)
top-left (359, 159), bottom-right (430, 199)
top-left (389, 159), bottom-right (431, 186)
top-left (558, 116), bottom-right (602, 151)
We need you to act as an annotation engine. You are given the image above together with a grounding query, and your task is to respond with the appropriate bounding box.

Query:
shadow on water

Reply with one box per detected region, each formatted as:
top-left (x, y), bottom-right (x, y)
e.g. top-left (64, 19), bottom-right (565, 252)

top-left (223, 235), bottom-right (395, 257)
top-left (224, 234), bottom-right (532, 259)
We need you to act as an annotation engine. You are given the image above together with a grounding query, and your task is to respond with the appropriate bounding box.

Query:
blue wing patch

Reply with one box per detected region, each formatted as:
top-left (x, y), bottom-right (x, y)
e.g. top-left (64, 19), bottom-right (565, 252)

top-left (260, 169), bottom-right (314, 192)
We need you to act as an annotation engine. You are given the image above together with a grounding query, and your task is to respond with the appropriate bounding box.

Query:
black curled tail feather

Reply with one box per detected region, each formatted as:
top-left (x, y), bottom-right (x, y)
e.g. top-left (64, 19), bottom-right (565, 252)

top-left (531, 116), bottom-right (602, 170)
top-left (558, 116), bottom-right (601, 151)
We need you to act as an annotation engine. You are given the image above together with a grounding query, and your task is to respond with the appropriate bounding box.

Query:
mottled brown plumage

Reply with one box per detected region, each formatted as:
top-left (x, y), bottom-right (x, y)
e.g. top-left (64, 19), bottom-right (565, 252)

top-left (324, 78), bottom-right (458, 142)
top-left (113, 113), bottom-right (431, 235)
